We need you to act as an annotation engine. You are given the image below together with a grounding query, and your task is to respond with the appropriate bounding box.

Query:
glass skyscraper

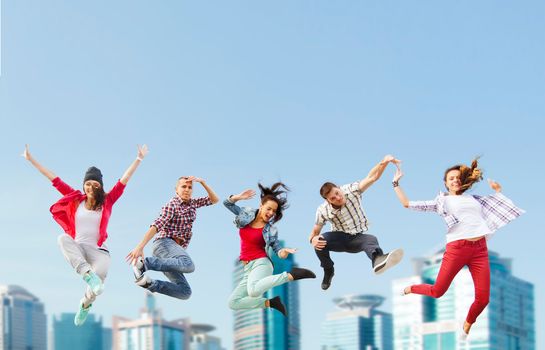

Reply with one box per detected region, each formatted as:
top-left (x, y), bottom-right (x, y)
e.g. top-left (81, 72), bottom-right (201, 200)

top-left (392, 249), bottom-right (535, 350)
top-left (112, 292), bottom-right (188, 350)
top-left (0, 284), bottom-right (47, 350)
top-left (320, 294), bottom-right (393, 350)
top-left (232, 240), bottom-right (300, 350)
top-left (53, 313), bottom-right (105, 350)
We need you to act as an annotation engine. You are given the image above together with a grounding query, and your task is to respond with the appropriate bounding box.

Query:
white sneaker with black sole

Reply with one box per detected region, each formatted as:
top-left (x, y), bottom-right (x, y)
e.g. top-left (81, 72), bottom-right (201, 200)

top-left (373, 248), bottom-right (404, 275)
top-left (135, 274), bottom-right (152, 289)
top-left (132, 256), bottom-right (146, 280)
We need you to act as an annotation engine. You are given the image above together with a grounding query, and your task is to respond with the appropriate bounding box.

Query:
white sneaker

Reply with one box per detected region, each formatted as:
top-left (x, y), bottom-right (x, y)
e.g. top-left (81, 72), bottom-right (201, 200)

top-left (135, 274), bottom-right (152, 289)
top-left (373, 248), bottom-right (404, 275)
top-left (132, 256), bottom-right (146, 280)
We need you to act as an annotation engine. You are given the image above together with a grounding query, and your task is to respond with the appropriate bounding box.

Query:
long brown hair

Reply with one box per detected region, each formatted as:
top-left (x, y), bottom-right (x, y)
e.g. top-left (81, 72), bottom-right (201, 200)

top-left (444, 158), bottom-right (483, 194)
top-left (258, 182), bottom-right (289, 223)
top-left (89, 186), bottom-right (105, 211)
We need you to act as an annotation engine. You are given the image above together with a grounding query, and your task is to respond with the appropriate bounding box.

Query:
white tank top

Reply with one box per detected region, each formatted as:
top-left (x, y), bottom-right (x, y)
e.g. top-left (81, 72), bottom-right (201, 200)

top-left (75, 201), bottom-right (102, 246)
top-left (443, 195), bottom-right (492, 243)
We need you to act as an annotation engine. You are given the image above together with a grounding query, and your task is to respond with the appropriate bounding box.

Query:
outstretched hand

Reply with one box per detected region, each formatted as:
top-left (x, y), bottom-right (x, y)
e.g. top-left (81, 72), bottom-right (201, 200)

top-left (235, 189), bottom-right (256, 201)
top-left (393, 164), bottom-right (404, 182)
top-left (488, 179), bottom-right (502, 193)
top-left (137, 144), bottom-right (149, 160)
top-left (22, 144), bottom-right (31, 160)
top-left (126, 247), bottom-right (144, 266)
top-left (278, 248), bottom-right (297, 259)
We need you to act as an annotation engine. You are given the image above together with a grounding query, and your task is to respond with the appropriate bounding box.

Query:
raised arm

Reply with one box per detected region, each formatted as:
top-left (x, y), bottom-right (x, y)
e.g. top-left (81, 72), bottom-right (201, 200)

top-left (488, 179), bottom-right (502, 193)
top-left (186, 176), bottom-right (219, 204)
top-left (392, 165), bottom-right (410, 208)
top-left (22, 145), bottom-right (57, 181)
top-left (224, 189), bottom-right (255, 215)
top-left (120, 145), bottom-right (148, 185)
top-left (358, 154), bottom-right (399, 193)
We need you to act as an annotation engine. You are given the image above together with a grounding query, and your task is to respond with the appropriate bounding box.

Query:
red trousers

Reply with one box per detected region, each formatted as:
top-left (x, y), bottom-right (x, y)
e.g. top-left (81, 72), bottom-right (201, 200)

top-left (410, 237), bottom-right (490, 324)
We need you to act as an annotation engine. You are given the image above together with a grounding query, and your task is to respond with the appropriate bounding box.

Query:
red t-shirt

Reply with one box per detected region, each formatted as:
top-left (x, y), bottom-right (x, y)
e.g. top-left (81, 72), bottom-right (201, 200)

top-left (239, 226), bottom-right (267, 261)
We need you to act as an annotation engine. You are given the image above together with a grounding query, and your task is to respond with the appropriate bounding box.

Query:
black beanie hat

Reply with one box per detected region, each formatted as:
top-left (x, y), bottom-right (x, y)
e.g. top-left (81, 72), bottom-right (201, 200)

top-left (83, 166), bottom-right (103, 187)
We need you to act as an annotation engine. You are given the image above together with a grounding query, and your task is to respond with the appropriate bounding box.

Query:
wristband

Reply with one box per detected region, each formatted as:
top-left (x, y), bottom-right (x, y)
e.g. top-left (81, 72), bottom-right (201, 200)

top-left (392, 180), bottom-right (399, 188)
top-left (137, 156), bottom-right (144, 161)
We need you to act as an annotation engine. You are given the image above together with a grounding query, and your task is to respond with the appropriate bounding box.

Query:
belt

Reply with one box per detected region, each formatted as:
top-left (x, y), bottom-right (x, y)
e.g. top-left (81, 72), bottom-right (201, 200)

top-left (170, 236), bottom-right (184, 246)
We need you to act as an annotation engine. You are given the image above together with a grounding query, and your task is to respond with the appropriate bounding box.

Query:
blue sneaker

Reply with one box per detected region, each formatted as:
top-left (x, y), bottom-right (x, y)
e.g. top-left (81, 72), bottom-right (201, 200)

top-left (74, 302), bottom-right (92, 326)
top-left (83, 271), bottom-right (104, 295)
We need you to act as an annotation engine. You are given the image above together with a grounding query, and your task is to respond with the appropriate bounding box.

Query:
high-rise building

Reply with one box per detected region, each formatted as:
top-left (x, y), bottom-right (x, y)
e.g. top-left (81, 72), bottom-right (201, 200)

top-left (189, 324), bottom-right (224, 350)
top-left (392, 249), bottom-right (535, 350)
top-left (53, 313), bottom-right (104, 350)
top-left (320, 294), bottom-right (393, 350)
top-left (232, 240), bottom-right (300, 350)
top-left (0, 285), bottom-right (47, 350)
top-left (112, 292), bottom-right (189, 350)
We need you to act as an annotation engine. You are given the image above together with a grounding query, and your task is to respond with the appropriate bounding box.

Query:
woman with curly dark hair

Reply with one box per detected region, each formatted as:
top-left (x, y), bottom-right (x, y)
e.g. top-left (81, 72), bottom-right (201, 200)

top-left (224, 182), bottom-right (316, 316)
top-left (392, 158), bottom-right (524, 339)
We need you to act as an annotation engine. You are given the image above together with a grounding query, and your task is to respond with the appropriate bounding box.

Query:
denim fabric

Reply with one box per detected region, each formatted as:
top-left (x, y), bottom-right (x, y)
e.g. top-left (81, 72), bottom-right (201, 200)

top-left (144, 238), bottom-right (195, 300)
top-left (228, 257), bottom-right (289, 310)
top-left (314, 231), bottom-right (383, 269)
top-left (223, 199), bottom-right (281, 256)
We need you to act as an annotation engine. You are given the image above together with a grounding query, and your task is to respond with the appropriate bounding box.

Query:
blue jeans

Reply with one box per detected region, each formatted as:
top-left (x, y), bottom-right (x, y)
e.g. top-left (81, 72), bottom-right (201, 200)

top-left (144, 238), bottom-right (195, 300)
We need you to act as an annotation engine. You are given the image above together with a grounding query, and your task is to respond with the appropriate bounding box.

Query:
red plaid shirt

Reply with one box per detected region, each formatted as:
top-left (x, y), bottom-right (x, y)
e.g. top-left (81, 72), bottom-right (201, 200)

top-left (152, 195), bottom-right (213, 248)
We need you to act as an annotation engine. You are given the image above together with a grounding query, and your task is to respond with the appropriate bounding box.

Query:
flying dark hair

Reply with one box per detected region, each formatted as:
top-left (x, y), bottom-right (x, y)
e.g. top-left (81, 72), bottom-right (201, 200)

top-left (258, 182), bottom-right (289, 223)
top-left (444, 158), bottom-right (483, 194)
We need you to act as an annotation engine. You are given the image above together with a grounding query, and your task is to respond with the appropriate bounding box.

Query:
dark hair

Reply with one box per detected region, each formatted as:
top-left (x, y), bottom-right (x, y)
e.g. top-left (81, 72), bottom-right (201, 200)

top-left (319, 182), bottom-right (338, 199)
top-left (89, 186), bottom-right (105, 211)
top-left (258, 182), bottom-right (289, 223)
top-left (443, 158), bottom-right (483, 194)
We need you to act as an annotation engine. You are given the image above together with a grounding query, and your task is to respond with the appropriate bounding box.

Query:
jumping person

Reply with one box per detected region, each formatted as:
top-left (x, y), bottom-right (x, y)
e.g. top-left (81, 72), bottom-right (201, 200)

top-left (225, 183), bottom-right (316, 316)
top-left (310, 155), bottom-right (404, 290)
top-left (392, 159), bottom-right (524, 339)
top-left (126, 176), bottom-right (219, 300)
top-left (23, 144), bottom-right (147, 326)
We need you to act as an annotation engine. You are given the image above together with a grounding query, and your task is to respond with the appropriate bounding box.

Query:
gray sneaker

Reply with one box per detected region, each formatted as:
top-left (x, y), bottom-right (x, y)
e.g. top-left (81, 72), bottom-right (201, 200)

top-left (132, 256), bottom-right (146, 280)
top-left (373, 249), bottom-right (404, 275)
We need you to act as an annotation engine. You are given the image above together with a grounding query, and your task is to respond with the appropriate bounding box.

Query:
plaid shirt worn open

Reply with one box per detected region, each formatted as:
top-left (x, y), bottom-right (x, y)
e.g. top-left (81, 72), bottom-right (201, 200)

top-left (408, 192), bottom-right (524, 234)
top-left (153, 195), bottom-right (213, 248)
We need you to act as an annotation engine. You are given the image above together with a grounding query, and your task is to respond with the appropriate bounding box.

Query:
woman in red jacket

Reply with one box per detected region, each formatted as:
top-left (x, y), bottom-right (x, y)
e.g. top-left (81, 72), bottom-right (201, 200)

top-left (23, 144), bottom-right (147, 326)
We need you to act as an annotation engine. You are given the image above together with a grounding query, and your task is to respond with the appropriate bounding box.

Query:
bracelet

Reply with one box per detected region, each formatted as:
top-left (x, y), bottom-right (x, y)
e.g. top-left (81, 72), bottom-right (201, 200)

top-left (309, 236), bottom-right (314, 244)
top-left (392, 180), bottom-right (399, 188)
top-left (136, 156), bottom-right (143, 161)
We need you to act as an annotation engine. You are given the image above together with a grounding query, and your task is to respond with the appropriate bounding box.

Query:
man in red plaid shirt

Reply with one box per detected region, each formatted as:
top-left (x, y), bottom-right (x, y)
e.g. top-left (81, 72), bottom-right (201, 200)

top-left (126, 176), bottom-right (219, 299)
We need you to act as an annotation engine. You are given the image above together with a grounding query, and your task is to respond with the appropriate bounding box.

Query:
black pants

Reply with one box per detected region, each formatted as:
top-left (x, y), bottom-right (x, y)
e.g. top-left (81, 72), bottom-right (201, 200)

top-left (314, 231), bottom-right (383, 270)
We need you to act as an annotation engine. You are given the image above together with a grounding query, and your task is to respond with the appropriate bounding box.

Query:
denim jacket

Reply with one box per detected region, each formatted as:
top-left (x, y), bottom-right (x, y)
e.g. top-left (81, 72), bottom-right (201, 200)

top-left (223, 198), bottom-right (282, 257)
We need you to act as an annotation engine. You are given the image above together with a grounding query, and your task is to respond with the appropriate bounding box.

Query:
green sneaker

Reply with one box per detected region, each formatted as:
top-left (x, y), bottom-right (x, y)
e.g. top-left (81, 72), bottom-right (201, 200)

top-left (83, 271), bottom-right (104, 295)
top-left (74, 302), bottom-right (92, 326)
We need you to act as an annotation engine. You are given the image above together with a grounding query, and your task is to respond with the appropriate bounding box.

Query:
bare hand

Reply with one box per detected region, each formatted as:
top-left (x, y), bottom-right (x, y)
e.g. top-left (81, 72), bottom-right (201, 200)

top-left (488, 179), bottom-right (502, 193)
top-left (278, 248), bottom-right (297, 259)
top-left (393, 165), bottom-right (404, 182)
top-left (126, 247), bottom-right (144, 266)
top-left (235, 189), bottom-right (256, 201)
top-left (184, 176), bottom-right (204, 184)
top-left (137, 144), bottom-right (149, 160)
top-left (311, 235), bottom-right (327, 250)
top-left (22, 144), bottom-right (31, 160)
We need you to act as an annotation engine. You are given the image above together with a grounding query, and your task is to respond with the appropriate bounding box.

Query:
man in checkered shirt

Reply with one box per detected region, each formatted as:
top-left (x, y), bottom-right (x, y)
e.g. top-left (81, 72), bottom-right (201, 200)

top-left (126, 176), bottom-right (219, 299)
top-left (309, 155), bottom-right (404, 290)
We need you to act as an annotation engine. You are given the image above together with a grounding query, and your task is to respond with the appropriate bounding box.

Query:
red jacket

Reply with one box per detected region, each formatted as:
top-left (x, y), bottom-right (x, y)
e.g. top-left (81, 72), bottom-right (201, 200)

top-left (49, 177), bottom-right (126, 247)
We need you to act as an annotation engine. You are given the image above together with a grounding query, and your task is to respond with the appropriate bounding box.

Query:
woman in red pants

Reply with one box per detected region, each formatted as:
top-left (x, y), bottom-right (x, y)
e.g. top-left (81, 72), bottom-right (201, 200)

top-left (392, 159), bottom-right (524, 339)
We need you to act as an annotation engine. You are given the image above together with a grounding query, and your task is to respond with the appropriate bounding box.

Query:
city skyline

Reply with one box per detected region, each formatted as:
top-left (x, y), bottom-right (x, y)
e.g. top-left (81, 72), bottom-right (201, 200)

top-left (1, 1), bottom-right (544, 349)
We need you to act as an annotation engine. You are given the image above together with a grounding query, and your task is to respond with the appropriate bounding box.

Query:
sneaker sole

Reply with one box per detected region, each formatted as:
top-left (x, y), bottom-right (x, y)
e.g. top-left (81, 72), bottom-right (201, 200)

top-left (374, 249), bottom-right (404, 275)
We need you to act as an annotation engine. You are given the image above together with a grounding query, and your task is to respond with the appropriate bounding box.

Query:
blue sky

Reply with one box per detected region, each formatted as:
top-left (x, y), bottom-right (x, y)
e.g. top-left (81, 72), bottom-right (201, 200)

top-left (1, 1), bottom-right (544, 349)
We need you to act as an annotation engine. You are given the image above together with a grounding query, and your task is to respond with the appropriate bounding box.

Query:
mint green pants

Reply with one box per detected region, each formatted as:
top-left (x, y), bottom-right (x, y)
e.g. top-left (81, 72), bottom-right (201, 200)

top-left (228, 257), bottom-right (289, 310)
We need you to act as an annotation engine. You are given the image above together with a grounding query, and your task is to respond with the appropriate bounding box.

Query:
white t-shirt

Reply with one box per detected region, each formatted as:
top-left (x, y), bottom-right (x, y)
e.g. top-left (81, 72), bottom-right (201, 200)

top-left (75, 201), bottom-right (102, 246)
top-left (443, 195), bottom-right (492, 243)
